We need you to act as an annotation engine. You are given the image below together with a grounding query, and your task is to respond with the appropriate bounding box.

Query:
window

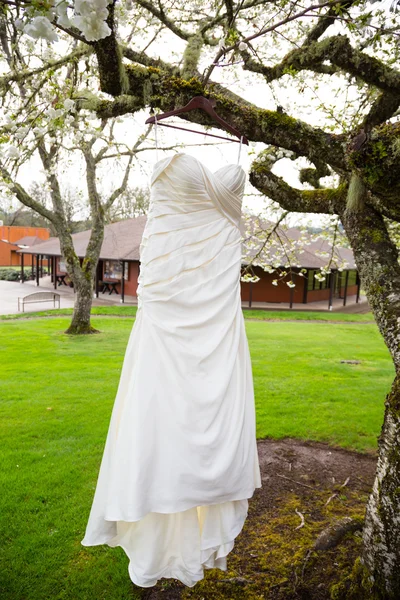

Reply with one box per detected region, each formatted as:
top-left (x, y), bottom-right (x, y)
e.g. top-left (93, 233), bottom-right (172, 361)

top-left (347, 270), bottom-right (357, 286)
top-left (104, 260), bottom-right (128, 280)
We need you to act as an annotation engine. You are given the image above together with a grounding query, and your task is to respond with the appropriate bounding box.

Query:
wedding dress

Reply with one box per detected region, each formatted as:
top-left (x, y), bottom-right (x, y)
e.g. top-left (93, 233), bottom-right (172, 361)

top-left (81, 146), bottom-right (262, 588)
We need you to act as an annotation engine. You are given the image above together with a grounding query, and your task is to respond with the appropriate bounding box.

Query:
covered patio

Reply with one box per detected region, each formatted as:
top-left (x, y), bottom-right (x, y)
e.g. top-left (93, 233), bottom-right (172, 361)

top-left (15, 216), bottom-right (366, 312)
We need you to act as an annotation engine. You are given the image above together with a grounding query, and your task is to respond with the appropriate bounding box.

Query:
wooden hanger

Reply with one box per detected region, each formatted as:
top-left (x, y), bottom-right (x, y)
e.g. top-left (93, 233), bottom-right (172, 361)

top-left (145, 96), bottom-right (249, 145)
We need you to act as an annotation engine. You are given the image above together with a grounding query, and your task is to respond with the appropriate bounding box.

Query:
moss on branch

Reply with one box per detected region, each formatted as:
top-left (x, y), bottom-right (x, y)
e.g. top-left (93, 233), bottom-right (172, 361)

top-left (244, 35), bottom-right (400, 95)
top-left (250, 153), bottom-right (347, 214)
top-left (347, 122), bottom-right (400, 204)
top-left (93, 66), bottom-right (346, 170)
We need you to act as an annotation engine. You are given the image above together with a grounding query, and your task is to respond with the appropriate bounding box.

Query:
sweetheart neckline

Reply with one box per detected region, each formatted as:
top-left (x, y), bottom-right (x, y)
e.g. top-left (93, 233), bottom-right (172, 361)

top-left (152, 152), bottom-right (246, 176)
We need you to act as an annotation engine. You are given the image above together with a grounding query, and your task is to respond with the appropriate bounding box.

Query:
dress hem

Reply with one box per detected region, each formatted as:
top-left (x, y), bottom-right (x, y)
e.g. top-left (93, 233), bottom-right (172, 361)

top-left (100, 484), bottom-right (261, 524)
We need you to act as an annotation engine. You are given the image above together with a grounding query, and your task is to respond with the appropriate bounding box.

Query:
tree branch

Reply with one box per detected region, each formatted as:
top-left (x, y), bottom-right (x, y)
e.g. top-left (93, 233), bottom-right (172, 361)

top-left (244, 35), bottom-right (400, 93)
top-left (134, 0), bottom-right (192, 40)
top-left (91, 66), bottom-right (346, 170)
top-left (0, 167), bottom-right (55, 223)
top-left (363, 92), bottom-right (400, 130)
top-left (92, 1), bottom-right (129, 96)
top-left (0, 46), bottom-right (91, 92)
top-left (304, 0), bottom-right (357, 44)
top-left (249, 153), bottom-right (347, 214)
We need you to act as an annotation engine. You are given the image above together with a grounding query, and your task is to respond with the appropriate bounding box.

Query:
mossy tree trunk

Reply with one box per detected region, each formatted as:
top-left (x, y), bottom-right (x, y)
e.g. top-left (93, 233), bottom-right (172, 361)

top-left (339, 205), bottom-right (400, 598)
top-left (64, 270), bottom-right (99, 335)
top-left (3, 127), bottom-right (136, 335)
top-left (62, 221), bottom-right (104, 336)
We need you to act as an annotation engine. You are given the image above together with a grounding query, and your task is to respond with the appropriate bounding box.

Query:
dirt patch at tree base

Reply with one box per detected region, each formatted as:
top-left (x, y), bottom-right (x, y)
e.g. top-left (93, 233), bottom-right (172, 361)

top-left (139, 437), bottom-right (377, 600)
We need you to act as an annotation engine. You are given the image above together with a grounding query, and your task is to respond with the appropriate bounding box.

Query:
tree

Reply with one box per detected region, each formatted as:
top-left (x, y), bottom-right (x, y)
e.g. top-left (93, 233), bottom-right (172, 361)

top-left (2, 0), bottom-right (400, 595)
top-left (104, 185), bottom-right (149, 223)
top-left (0, 20), bottom-right (151, 334)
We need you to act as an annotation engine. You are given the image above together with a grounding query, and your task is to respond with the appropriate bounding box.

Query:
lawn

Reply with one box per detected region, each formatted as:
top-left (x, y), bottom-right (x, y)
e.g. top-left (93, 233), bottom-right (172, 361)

top-left (0, 315), bottom-right (393, 600)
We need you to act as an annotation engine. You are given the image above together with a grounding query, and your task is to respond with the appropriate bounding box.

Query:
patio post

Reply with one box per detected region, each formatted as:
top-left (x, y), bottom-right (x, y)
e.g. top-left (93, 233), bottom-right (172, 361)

top-left (289, 272), bottom-right (295, 309)
top-left (356, 271), bottom-right (361, 303)
top-left (94, 260), bottom-right (101, 298)
top-left (120, 261), bottom-right (125, 304)
top-left (53, 256), bottom-right (57, 290)
top-left (343, 270), bottom-right (349, 306)
top-left (302, 269), bottom-right (308, 304)
top-left (248, 281), bottom-right (253, 308)
top-left (35, 254), bottom-right (39, 286)
top-left (328, 270), bottom-right (335, 311)
top-left (20, 252), bottom-right (24, 283)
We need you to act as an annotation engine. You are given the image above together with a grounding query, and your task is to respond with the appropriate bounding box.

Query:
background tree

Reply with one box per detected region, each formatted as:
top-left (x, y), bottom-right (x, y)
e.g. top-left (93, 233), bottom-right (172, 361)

top-left (0, 18), bottom-right (151, 334)
top-left (2, 0), bottom-right (400, 596)
top-left (104, 185), bottom-right (150, 223)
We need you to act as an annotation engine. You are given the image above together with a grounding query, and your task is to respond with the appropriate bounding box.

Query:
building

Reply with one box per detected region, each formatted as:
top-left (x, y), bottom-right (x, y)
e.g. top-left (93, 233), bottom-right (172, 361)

top-left (17, 216), bottom-right (361, 309)
top-left (0, 225), bottom-right (50, 267)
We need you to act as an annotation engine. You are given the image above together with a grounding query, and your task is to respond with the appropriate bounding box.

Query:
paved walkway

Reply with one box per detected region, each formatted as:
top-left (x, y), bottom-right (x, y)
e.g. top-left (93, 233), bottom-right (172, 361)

top-left (0, 275), bottom-right (370, 316)
top-left (0, 276), bottom-right (138, 316)
top-left (243, 297), bottom-right (370, 314)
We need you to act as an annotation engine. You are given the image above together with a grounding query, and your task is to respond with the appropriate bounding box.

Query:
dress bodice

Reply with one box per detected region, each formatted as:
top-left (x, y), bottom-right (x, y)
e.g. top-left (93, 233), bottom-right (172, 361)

top-left (150, 153), bottom-right (246, 227)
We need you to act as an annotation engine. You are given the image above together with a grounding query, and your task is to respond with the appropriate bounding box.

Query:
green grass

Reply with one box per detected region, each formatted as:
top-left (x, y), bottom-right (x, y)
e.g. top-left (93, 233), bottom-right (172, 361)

top-left (0, 316), bottom-right (393, 600)
top-left (0, 305), bottom-right (374, 322)
top-left (0, 305), bottom-right (138, 320)
top-left (243, 308), bottom-right (375, 322)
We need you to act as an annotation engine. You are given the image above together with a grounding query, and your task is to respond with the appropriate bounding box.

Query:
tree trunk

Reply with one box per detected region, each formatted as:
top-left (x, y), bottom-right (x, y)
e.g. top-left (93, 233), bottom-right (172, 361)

top-left (64, 273), bottom-right (99, 335)
top-left (340, 204), bottom-right (400, 597)
top-left (361, 372), bottom-right (400, 598)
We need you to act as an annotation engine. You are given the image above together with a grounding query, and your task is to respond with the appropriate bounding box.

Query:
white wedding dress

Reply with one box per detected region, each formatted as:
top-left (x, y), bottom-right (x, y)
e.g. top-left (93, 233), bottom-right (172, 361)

top-left (81, 152), bottom-right (262, 588)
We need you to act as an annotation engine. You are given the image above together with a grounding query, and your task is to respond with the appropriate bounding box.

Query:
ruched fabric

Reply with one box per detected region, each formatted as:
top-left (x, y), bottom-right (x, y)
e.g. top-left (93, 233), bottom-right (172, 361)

top-left (81, 153), bottom-right (262, 588)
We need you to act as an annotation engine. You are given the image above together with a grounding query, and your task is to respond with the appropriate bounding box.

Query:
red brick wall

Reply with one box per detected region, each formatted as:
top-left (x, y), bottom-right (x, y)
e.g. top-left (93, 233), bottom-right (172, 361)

top-left (241, 267), bottom-right (359, 305)
top-left (240, 266), bottom-right (305, 303)
top-left (0, 240), bottom-right (18, 266)
top-left (0, 225), bottom-right (50, 243)
top-left (124, 262), bottom-right (139, 296)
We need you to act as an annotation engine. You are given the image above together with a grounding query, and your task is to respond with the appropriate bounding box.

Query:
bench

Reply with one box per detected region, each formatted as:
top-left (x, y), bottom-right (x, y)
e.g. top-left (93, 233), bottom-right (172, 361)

top-left (18, 292), bottom-right (61, 312)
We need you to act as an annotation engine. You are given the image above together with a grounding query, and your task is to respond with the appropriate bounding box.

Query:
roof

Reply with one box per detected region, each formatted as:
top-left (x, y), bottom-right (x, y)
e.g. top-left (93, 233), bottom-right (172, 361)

top-left (240, 215), bottom-right (356, 270)
top-left (13, 235), bottom-right (46, 247)
top-left (17, 217), bottom-right (147, 262)
top-left (0, 238), bottom-right (19, 249)
top-left (18, 214), bottom-right (356, 270)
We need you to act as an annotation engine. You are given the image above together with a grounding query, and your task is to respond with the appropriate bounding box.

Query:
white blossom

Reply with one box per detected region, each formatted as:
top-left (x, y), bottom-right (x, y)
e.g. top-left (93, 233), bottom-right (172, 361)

top-left (55, 1), bottom-right (72, 28)
top-left (14, 126), bottom-right (29, 140)
top-left (6, 146), bottom-right (20, 160)
top-left (24, 17), bottom-right (58, 42)
top-left (63, 99), bottom-right (76, 112)
top-left (238, 41), bottom-right (247, 51)
top-left (272, 279), bottom-right (278, 286)
top-left (33, 126), bottom-right (47, 136)
top-left (46, 107), bottom-right (63, 119)
top-left (286, 281), bottom-right (296, 288)
top-left (72, 0), bottom-right (111, 41)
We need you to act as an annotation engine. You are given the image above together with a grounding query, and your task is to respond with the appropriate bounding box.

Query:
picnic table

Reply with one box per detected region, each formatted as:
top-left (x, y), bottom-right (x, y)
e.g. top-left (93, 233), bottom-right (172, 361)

top-left (100, 280), bottom-right (120, 295)
top-left (56, 274), bottom-right (68, 286)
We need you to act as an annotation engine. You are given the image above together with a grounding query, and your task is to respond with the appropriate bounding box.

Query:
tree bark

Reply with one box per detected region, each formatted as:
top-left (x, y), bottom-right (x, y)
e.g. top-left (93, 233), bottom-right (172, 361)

top-left (361, 373), bottom-right (400, 598)
top-left (65, 272), bottom-right (99, 335)
top-left (339, 204), bottom-right (400, 597)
